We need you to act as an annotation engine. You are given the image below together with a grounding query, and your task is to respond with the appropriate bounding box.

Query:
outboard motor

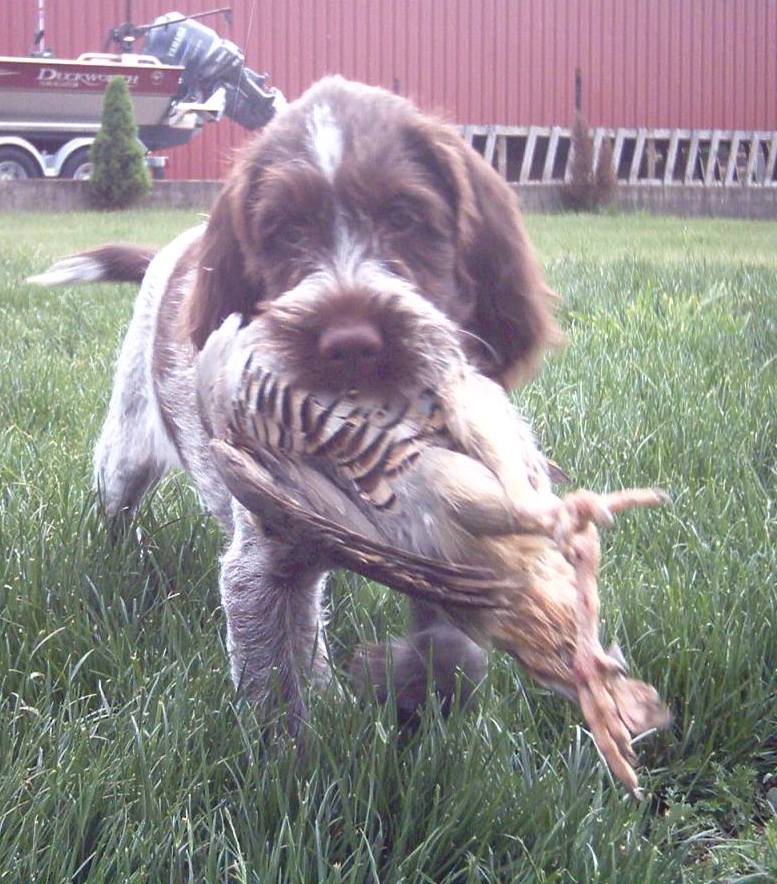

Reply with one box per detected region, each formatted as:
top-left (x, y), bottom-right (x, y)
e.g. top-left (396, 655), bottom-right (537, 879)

top-left (143, 12), bottom-right (281, 130)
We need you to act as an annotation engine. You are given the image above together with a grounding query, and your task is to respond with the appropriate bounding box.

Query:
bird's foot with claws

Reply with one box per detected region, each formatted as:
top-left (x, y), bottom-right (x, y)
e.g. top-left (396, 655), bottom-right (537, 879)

top-left (550, 487), bottom-right (668, 564)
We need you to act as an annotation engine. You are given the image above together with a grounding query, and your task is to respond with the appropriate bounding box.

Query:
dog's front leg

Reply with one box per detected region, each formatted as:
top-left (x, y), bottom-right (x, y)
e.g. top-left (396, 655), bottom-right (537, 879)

top-left (220, 501), bottom-right (331, 733)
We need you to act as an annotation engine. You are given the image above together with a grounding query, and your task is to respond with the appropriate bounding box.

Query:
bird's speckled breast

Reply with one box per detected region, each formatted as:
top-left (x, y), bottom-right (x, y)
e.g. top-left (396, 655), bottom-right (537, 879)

top-left (227, 351), bottom-right (453, 512)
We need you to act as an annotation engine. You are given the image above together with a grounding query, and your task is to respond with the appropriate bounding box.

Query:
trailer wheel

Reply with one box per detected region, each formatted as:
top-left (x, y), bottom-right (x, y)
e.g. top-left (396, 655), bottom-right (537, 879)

top-left (60, 147), bottom-right (93, 180)
top-left (0, 146), bottom-right (40, 180)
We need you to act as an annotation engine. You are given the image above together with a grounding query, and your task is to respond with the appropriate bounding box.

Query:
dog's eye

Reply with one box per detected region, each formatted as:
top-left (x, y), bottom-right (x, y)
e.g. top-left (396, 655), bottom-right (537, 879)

top-left (263, 221), bottom-right (306, 252)
top-left (282, 225), bottom-right (305, 246)
top-left (386, 204), bottom-right (420, 232)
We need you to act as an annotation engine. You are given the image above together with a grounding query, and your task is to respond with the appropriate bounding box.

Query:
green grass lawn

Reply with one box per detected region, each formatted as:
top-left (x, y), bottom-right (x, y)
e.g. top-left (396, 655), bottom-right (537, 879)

top-left (1, 209), bottom-right (776, 881)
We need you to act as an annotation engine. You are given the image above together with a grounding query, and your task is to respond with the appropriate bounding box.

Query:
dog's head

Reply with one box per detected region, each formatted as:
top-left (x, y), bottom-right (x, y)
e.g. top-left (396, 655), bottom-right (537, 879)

top-left (186, 76), bottom-right (560, 394)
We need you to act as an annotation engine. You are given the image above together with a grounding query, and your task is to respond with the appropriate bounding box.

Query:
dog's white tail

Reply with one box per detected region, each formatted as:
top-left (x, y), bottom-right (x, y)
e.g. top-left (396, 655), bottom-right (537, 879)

top-left (27, 244), bottom-right (156, 286)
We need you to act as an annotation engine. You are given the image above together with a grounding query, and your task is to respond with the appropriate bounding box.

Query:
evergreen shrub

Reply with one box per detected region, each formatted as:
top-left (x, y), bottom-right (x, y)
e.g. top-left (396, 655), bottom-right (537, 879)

top-left (89, 76), bottom-right (151, 209)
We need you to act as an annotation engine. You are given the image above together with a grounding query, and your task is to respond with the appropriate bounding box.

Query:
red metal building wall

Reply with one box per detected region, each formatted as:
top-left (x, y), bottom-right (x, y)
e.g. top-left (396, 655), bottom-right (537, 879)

top-left (4, 0), bottom-right (776, 179)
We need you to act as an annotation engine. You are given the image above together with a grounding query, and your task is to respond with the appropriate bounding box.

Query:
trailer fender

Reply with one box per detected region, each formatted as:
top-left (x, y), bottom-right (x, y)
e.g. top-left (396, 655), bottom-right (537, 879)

top-left (54, 139), bottom-right (95, 179)
top-left (0, 137), bottom-right (46, 178)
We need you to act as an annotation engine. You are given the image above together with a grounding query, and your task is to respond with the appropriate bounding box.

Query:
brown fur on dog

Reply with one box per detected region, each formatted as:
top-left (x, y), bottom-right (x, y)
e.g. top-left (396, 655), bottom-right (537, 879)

top-left (185, 77), bottom-right (561, 388)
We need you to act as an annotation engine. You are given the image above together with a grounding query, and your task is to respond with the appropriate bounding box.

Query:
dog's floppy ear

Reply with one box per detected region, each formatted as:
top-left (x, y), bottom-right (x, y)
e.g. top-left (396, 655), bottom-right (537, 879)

top-left (409, 117), bottom-right (560, 389)
top-left (458, 148), bottom-right (562, 389)
top-left (183, 155), bottom-right (263, 350)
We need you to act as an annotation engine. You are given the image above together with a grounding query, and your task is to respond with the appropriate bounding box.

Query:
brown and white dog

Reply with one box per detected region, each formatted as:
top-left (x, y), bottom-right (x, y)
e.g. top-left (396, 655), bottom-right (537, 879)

top-left (31, 76), bottom-right (560, 728)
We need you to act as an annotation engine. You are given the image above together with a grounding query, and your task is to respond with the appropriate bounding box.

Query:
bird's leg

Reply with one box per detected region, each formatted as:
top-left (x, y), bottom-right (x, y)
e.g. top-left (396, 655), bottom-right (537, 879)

top-left (567, 525), bottom-right (642, 796)
top-left (550, 487), bottom-right (668, 559)
top-left (568, 526), bottom-right (626, 679)
top-left (498, 490), bottom-right (614, 541)
top-left (503, 488), bottom-right (666, 554)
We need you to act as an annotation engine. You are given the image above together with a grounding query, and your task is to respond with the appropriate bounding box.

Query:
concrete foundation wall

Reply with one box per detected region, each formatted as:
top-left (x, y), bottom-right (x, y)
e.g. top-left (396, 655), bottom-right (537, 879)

top-left (512, 183), bottom-right (777, 219)
top-left (0, 180), bottom-right (223, 213)
top-left (2, 179), bottom-right (777, 220)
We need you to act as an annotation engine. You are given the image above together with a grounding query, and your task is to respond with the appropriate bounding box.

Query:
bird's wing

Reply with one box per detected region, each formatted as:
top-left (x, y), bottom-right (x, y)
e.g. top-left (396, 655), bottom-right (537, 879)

top-left (211, 440), bottom-right (504, 609)
top-left (546, 458), bottom-right (570, 485)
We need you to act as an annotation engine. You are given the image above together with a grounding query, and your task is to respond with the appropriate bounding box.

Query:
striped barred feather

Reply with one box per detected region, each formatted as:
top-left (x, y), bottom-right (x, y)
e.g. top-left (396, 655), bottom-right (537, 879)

top-left (228, 355), bottom-right (449, 510)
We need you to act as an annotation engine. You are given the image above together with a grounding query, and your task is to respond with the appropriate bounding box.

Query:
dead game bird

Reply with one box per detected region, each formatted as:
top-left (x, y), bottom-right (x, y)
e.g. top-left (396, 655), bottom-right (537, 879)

top-left (197, 311), bottom-right (671, 797)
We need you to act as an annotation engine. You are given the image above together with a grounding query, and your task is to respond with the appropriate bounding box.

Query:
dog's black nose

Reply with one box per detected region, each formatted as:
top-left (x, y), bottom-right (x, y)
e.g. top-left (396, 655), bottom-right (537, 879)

top-left (318, 318), bottom-right (384, 365)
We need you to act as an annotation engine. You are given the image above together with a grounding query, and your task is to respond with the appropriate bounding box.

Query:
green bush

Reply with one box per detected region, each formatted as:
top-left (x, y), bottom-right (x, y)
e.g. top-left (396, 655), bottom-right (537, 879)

top-left (594, 135), bottom-right (617, 206)
top-left (563, 112), bottom-right (616, 212)
top-left (563, 112), bottom-right (595, 211)
top-left (89, 76), bottom-right (151, 209)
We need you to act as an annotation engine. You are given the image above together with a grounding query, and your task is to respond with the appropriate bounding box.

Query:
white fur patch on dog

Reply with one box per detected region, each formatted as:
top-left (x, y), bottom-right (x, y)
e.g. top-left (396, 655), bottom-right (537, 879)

top-left (308, 103), bottom-right (343, 181)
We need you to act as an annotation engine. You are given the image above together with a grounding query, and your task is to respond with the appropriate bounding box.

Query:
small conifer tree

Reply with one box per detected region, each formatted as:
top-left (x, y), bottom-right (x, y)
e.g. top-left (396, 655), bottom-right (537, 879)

top-left (594, 136), bottom-right (617, 208)
top-left (563, 111), bottom-right (596, 211)
top-left (89, 76), bottom-right (151, 209)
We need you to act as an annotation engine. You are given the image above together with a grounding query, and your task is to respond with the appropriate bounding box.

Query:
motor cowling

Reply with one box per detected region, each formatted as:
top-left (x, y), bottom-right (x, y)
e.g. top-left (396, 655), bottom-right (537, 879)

top-left (143, 12), bottom-right (280, 129)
